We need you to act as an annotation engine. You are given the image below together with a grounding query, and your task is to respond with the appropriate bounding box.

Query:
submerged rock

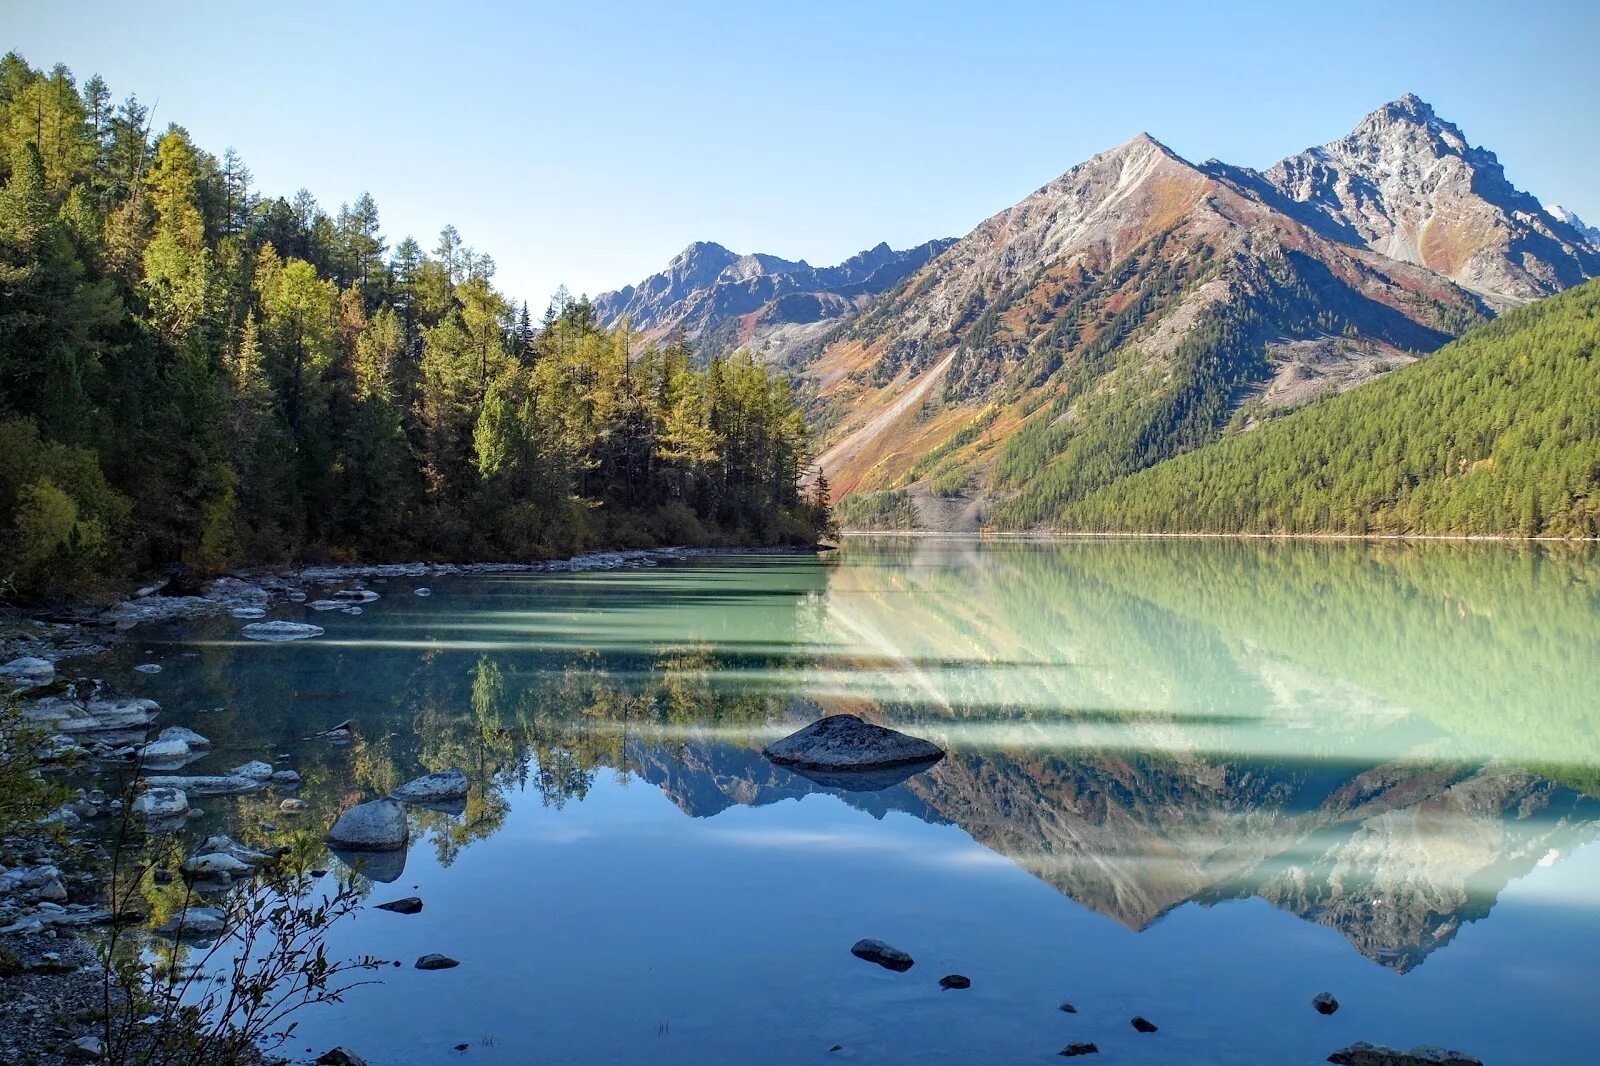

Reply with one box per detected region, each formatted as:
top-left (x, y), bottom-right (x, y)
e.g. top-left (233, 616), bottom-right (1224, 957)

top-left (229, 760), bottom-right (275, 781)
top-left (391, 768), bottom-right (469, 804)
top-left (241, 620), bottom-right (323, 641)
top-left (143, 774), bottom-right (263, 796)
top-left (131, 787), bottom-right (189, 820)
top-left (850, 938), bottom-right (914, 972)
top-left (1058, 1002), bottom-right (1079, 1014)
top-left (279, 798), bottom-right (308, 814)
top-left (25, 695), bottom-right (158, 733)
top-left (374, 896), bottom-right (423, 914)
top-left (157, 726), bottom-right (211, 749)
top-left (1313, 992), bottom-right (1340, 1015)
top-left (1058, 1044), bottom-right (1099, 1057)
top-left (764, 715), bottom-right (944, 773)
top-left (133, 663), bottom-right (162, 674)
top-left (154, 906), bottom-right (227, 939)
top-left (1327, 1045), bottom-right (1484, 1066)
top-left (197, 835), bottom-right (278, 866)
top-left (413, 587), bottom-right (432, 597)
top-left (938, 974), bottom-right (971, 990)
top-left (415, 953), bottom-right (459, 970)
top-left (0, 656), bottom-right (55, 688)
top-left (326, 799), bottom-right (408, 851)
top-left (315, 1050), bottom-right (368, 1066)
top-left (181, 852), bottom-right (253, 880)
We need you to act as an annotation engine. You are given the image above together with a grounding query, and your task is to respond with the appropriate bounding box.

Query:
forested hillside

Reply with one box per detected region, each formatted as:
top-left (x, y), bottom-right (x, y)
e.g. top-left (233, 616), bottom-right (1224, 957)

top-left (0, 55), bottom-right (828, 599)
top-left (1051, 278), bottom-right (1600, 536)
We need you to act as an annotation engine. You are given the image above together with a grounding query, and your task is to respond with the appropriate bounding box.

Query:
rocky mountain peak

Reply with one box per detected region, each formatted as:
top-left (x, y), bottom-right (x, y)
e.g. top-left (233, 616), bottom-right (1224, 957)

top-left (1265, 95), bottom-right (1598, 305)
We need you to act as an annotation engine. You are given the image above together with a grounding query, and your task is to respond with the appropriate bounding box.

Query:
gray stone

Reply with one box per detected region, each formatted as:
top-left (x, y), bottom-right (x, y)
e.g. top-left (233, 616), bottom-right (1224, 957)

top-left (1326, 1044), bottom-right (1484, 1066)
top-left (241, 621), bottom-right (324, 641)
top-left (315, 1050), bottom-right (367, 1066)
top-left (131, 787), bottom-right (189, 819)
top-left (133, 663), bottom-right (162, 674)
top-left (938, 974), bottom-right (970, 990)
top-left (154, 906), bottom-right (226, 938)
top-left (157, 726), bottom-right (211, 749)
top-left (415, 953), bottom-right (459, 970)
top-left (850, 938), bottom-right (913, 972)
top-left (229, 760), bottom-right (275, 781)
top-left (391, 768), bottom-right (469, 804)
top-left (0, 656), bottom-right (54, 688)
top-left (181, 853), bottom-right (253, 879)
top-left (137, 738), bottom-right (191, 762)
top-left (270, 769), bottom-right (301, 786)
top-left (413, 588), bottom-right (432, 596)
top-left (67, 1035), bottom-right (102, 1060)
top-left (142, 774), bottom-right (262, 796)
top-left (197, 836), bottom-right (276, 866)
top-left (1058, 1044), bottom-right (1099, 1058)
top-left (1313, 992), bottom-right (1340, 1015)
top-left (326, 799), bottom-right (408, 851)
top-left (24, 695), bottom-right (158, 733)
top-left (279, 798), bottom-right (308, 814)
top-left (764, 715), bottom-right (944, 773)
top-left (374, 896), bottom-right (423, 914)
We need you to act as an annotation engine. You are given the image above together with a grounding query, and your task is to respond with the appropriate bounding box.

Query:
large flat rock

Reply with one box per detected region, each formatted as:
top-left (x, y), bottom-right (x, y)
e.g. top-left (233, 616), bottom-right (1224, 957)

top-left (764, 715), bottom-right (944, 772)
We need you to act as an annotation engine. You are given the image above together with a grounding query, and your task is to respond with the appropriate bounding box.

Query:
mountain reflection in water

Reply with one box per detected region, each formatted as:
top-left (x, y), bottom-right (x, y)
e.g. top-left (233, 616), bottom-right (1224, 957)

top-left (112, 537), bottom-right (1600, 1062)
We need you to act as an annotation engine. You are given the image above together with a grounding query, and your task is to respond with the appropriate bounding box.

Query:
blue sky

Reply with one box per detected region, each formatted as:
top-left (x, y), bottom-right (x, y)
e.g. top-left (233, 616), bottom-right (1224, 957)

top-left (9, 0), bottom-right (1598, 309)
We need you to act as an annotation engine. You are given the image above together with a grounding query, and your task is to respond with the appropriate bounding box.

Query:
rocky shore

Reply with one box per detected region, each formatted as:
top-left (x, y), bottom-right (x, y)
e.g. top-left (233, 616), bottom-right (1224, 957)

top-left (0, 545), bottom-right (825, 1063)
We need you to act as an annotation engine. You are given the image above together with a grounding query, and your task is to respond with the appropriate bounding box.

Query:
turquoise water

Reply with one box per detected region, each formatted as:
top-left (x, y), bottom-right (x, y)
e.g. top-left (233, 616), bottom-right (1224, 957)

top-left (112, 538), bottom-right (1600, 1064)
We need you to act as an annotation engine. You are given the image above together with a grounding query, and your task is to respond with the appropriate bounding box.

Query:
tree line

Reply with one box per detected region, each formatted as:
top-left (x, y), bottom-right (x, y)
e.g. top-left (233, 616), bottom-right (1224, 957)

top-left (0, 54), bottom-right (831, 598)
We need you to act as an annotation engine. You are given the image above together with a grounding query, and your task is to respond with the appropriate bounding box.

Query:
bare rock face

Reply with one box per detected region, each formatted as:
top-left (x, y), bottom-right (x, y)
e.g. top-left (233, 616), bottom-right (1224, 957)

top-left (326, 799), bottom-right (409, 851)
top-left (1265, 93), bottom-right (1599, 306)
top-left (764, 715), bottom-right (943, 772)
top-left (1326, 1043), bottom-right (1483, 1066)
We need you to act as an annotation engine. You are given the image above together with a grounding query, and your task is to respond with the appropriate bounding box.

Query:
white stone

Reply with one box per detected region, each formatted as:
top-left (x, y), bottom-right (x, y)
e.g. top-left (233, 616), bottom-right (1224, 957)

top-left (241, 621), bottom-right (323, 641)
top-left (326, 799), bottom-right (409, 851)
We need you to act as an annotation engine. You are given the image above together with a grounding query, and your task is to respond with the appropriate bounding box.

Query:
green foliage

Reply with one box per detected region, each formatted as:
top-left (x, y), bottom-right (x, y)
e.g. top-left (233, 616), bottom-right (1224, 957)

top-left (836, 489), bottom-right (921, 531)
top-left (1051, 278), bottom-right (1600, 536)
top-left (0, 53), bottom-right (824, 597)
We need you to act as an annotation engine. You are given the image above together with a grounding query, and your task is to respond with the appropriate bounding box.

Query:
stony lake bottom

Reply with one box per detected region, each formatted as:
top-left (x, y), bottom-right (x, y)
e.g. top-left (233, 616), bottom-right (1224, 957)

top-left (88, 537), bottom-right (1600, 1064)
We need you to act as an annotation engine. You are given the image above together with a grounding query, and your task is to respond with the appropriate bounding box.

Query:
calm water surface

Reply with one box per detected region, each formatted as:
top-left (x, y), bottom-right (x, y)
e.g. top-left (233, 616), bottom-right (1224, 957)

top-left (109, 538), bottom-right (1600, 1064)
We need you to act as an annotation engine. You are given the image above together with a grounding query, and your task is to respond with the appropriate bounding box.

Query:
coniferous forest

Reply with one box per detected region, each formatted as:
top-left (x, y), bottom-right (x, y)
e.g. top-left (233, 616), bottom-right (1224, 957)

top-left (0, 54), bottom-right (829, 599)
top-left (1051, 278), bottom-right (1600, 537)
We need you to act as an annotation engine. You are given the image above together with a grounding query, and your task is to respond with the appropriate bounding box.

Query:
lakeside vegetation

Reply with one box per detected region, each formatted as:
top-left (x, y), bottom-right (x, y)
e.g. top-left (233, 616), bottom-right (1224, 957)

top-left (1042, 278), bottom-right (1600, 537)
top-left (0, 54), bottom-right (830, 600)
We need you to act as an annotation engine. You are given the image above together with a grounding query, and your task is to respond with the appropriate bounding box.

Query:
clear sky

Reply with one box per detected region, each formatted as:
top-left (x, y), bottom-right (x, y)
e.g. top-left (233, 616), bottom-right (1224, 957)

top-left (8, 0), bottom-right (1598, 310)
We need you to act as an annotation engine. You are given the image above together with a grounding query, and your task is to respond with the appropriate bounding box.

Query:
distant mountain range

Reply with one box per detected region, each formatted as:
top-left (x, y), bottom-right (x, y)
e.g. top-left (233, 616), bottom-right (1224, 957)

top-left (595, 96), bottom-right (1600, 532)
top-left (593, 237), bottom-right (954, 365)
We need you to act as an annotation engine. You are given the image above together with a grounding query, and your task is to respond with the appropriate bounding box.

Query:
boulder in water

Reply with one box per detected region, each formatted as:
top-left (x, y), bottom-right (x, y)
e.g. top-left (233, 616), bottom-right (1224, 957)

top-left (1059, 1044), bottom-right (1099, 1058)
top-left (0, 656), bottom-right (55, 688)
top-left (132, 787), bottom-right (189, 820)
top-left (375, 896), bottom-right (423, 914)
top-left (764, 715), bottom-right (943, 773)
top-left (850, 938), bottom-right (914, 972)
top-left (326, 799), bottom-right (408, 851)
top-left (1327, 1045), bottom-right (1484, 1066)
top-left (1313, 992), bottom-right (1340, 1015)
top-left (391, 768), bottom-right (469, 804)
top-left (415, 953), bottom-right (459, 970)
top-left (241, 621), bottom-right (323, 642)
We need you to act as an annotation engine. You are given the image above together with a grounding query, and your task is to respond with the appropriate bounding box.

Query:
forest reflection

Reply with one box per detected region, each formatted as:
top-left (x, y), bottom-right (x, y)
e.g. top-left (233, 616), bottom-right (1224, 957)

top-left (135, 539), bottom-right (1600, 972)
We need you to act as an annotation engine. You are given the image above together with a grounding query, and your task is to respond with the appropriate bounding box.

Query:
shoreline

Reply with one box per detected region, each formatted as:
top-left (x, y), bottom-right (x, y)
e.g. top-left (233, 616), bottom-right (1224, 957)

top-left (836, 529), bottom-right (1600, 543)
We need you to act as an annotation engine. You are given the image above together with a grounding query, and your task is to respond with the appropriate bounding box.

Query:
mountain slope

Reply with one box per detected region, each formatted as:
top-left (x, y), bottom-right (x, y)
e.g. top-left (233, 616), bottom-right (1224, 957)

top-left (807, 96), bottom-right (1596, 531)
top-left (1049, 277), bottom-right (1600, 536)
top-left (1259, 94), bottom-right (1600, 307)
top-left (808, 128), bottom-right (1487, 526)
top-left (592, 237), bottom-right (955, 363)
